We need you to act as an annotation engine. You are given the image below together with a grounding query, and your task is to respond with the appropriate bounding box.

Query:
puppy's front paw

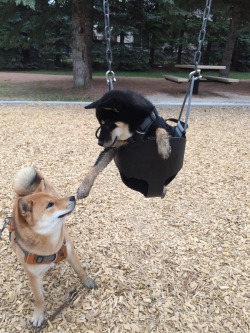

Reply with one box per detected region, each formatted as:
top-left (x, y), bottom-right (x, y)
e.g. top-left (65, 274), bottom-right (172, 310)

top-left (156, 128), bottom-right (171, 160)
top-left (31, 310), bottom-right (44, 328)
top-left (77, 186), bottom-right (90, 199)
top-left (77, 180), bottom-right (93, 199)
top-left (158, 141), bottom-right (171, 159)
top-left (83, 276), bottom-right (98, 289)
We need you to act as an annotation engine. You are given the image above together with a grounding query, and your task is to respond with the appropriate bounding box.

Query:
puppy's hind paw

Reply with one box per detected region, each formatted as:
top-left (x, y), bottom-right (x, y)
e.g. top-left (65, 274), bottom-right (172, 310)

top-left (161, 186), bottom-right (167, 199)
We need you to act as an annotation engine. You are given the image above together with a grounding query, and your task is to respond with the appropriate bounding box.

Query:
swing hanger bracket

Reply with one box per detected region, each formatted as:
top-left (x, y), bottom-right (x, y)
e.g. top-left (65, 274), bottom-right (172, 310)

top-left (106, 70), bottom-right (116, 85)
top-left (189, 69), bottom-right (202, 81)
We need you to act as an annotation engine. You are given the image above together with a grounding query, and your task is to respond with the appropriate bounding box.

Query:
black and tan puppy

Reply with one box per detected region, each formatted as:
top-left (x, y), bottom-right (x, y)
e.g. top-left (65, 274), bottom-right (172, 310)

top-left (77, 89), bottom-right (172, 199)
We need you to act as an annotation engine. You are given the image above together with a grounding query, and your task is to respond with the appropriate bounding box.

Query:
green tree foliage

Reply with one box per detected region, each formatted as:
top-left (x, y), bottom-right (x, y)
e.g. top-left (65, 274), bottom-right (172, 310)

top-left (0, 0), bottom-right (71, 69)
top-left (0, 0), bottom-right (249, 73)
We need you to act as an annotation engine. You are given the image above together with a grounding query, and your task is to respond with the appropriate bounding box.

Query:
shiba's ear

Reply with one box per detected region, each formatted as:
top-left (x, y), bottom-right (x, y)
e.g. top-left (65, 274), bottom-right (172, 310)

top-left (85, 100), bottom-right (100, 109)
top-left (19, 198), bottom-right (32, 217)
top-left (34, 179), bottom-right (46, 193)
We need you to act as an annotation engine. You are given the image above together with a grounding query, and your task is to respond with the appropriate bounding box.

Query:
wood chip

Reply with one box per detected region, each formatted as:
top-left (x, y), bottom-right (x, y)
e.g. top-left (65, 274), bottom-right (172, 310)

top-left (0, 105), bottom-right (249, 332)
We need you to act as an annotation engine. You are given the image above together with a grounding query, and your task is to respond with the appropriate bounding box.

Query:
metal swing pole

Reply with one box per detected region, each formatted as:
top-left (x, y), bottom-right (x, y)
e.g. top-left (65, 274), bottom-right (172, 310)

top-left (103, 0), bottom-right (116, 90)
top-left (176, 0), bottom-right (212, 137)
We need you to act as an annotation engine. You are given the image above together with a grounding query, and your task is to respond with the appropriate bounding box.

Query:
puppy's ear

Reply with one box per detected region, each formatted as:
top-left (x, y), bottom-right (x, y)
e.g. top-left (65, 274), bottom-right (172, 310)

top-left (85, 100), bottom-right (100, 109)
top-left (98, 98), bottom-right (119, 112)
top-left (34, 179), bottom-right (46, 193)
top-left (19, 198), bottom-right (32, 218)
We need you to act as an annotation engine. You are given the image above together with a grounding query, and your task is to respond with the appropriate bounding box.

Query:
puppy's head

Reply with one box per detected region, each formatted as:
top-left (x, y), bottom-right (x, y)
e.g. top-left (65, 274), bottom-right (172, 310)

top-left (85, 90), bottom-right (154, 147)
top-left (17, 192), bottom-right (76, 234)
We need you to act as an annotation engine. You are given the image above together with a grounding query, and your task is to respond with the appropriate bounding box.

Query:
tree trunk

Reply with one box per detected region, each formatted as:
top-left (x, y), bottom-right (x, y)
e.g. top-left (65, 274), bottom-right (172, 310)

top-left (219, 1), bottom-right (241, 77)
top-left (71, 0), bottom-right (93, 87)
top-left (120, 31), bottom-right (125, 44)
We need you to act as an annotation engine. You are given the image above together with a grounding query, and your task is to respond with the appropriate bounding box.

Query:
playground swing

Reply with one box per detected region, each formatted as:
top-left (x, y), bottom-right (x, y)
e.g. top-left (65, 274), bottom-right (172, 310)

top-left (102, 0), bottom-right (212, 198)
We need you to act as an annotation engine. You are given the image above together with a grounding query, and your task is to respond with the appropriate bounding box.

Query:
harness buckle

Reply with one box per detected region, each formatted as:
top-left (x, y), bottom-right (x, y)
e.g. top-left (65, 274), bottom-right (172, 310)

top-left (36, 256), bottom-right (45, 264)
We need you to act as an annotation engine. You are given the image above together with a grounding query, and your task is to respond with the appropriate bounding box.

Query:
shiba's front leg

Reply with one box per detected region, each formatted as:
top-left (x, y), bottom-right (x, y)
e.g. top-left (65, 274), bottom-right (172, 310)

top-left (66, 243), bottom-right (97, 289)
top-left (77, 148), bottom-right (117, 199)
top-left (156, 128), bottom-right (171, 159)
top-left (28, 273), bottom-right (45, 327)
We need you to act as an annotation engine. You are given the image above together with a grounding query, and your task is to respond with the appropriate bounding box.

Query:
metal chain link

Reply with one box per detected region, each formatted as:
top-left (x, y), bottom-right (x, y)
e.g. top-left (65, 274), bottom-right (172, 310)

top-left (178, 0), bottom-right (212, 135)
top-left (193, 0), bottom-right (212, 73)
top-left (103, 0), bottom-right (116, 90)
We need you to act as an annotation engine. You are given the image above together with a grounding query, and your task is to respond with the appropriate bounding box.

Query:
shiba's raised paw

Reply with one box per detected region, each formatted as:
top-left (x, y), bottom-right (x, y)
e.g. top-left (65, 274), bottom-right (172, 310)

top-left (156, 128), bottom-right (171, 160)
top-left (83, 276), bottom-right (97, 289)
top-left (31, 311), bottom-right (44, 328)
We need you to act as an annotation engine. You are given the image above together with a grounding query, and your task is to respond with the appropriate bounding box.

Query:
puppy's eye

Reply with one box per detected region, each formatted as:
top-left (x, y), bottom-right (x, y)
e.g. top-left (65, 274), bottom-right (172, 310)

top-left (46, 202), bottom-right (54, 209)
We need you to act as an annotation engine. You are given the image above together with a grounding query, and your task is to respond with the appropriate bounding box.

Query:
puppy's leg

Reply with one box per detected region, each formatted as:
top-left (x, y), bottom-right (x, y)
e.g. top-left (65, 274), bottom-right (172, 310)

top-left (77, 148), bottom-right (116, 199)
top-left (66, 245), bottom-right (97, 289)
top-left (28, 273), bottom-right (45, 327)
top-left (156, 128), bottom-right (171, 159)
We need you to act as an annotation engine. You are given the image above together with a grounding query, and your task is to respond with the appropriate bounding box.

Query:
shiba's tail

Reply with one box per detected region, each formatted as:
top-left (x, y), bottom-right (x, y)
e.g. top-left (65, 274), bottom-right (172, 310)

top-left (13, 167), bottom-right (43, 196)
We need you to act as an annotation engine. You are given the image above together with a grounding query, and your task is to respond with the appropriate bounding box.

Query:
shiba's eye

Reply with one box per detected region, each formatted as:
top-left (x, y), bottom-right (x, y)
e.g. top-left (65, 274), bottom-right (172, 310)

top-left (46, 202), bottom-right (54, 209)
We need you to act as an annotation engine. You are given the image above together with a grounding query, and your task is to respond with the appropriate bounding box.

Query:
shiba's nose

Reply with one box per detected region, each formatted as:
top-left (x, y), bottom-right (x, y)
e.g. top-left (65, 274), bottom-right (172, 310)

top-left (69, 196), bottom-right (75, 202)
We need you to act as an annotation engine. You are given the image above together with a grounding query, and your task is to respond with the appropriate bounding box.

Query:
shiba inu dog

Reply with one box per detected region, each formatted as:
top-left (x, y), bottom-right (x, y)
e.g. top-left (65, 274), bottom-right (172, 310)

top-left (10, 167), bottom-right (97, 327)
top-left (77, 89), bottom-right (172, 199)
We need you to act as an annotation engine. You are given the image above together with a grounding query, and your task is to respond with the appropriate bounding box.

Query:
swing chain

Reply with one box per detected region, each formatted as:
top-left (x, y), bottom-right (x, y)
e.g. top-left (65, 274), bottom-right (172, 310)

top-left (177, 0), bottom-right (212, 136)
top-left (193, 0), bottom-right (212, 73)
top-left (103, 0), bottom-right (116, 90)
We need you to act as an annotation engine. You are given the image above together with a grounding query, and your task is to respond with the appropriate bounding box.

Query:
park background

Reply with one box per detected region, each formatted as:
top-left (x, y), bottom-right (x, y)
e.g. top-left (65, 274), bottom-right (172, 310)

top-left (0, 0), bottom-right (249, 89)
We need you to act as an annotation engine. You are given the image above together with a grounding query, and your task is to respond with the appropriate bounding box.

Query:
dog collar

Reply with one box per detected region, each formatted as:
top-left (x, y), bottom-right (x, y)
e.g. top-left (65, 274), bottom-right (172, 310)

top-left (8, 218), bottom-right (67, 265)
top-left (133, 110), bottom-right (157, 142)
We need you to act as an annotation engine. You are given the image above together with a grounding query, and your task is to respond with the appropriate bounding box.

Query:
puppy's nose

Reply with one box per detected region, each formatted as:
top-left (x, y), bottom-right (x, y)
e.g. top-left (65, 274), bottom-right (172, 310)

top-left (69, 196), bottom-right (75, 202)
top-left (98, 140), bottom-right (104, 146)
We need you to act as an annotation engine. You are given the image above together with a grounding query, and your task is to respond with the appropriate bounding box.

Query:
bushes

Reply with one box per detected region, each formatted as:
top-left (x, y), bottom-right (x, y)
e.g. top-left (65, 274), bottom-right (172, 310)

top-left (232, 35), bottom-right (250, 72)
top-left (92, 42), bottom-right (150, 71)
top-left (112, 44), bottom-right (149, 71)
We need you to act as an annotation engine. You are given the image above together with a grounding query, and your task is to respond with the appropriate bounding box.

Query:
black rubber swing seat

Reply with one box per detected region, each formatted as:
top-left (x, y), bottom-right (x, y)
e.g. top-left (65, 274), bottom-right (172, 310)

top-left (114, 134), bottom-right (186, 198)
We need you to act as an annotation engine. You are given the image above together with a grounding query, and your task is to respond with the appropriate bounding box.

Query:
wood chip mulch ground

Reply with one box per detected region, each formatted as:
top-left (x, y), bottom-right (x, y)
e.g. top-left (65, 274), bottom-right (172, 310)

top-left (0, 104), bottom-right (249, 333)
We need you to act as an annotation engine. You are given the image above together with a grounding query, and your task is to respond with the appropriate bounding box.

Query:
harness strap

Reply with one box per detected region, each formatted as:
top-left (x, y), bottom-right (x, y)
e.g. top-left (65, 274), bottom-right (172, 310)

top-left (132, 110), bottom-right (156, 142)
top-left (14, 237), bottom-right (67, 265)
top-left (7, 217), bottom-right (67, 265)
